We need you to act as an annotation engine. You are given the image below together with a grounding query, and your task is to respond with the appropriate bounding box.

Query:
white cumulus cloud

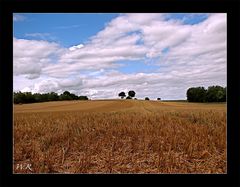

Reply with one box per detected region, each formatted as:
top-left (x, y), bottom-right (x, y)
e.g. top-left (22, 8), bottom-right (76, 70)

top-left (13, 13), bottom-right (226, 100)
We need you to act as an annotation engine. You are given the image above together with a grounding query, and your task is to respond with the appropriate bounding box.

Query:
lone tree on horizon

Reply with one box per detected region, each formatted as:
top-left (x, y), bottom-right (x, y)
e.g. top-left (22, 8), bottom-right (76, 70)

top-left (118, 92), bottom-right (126, 99)
top-left (145, 97), bottom-right (150, 100)
top-left (128, 90), bottom-right (136, 98)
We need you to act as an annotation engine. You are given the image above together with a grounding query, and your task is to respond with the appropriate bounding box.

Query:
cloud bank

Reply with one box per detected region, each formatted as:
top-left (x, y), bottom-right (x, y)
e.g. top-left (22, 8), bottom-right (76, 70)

top-left (13, 13), bottom-right (226, 100)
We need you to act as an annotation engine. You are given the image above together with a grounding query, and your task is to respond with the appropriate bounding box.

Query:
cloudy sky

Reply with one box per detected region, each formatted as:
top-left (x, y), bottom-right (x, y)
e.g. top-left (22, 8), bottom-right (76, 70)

top-left (13, 13), bottom-right (226, 100)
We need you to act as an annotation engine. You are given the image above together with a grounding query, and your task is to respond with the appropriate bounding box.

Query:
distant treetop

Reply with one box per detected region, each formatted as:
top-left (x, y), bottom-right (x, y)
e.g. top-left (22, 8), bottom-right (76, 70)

top-left (186, 85), bottom-right (226, 102)
top-left (128, 90), bottom-right (136, 98)
top-left (118, 92), bottom-right (126, 99)
top-left (14, 91), bottom-right (88, 104)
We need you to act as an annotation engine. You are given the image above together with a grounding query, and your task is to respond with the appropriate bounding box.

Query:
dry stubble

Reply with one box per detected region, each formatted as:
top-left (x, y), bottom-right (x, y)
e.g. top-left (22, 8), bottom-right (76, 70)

top-left (13, 100), bottom-right (226, 173)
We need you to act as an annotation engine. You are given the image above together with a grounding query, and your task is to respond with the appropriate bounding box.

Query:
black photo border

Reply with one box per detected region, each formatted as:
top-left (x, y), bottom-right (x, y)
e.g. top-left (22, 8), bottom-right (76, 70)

top-left (0, 0), bottom-right (240, 186)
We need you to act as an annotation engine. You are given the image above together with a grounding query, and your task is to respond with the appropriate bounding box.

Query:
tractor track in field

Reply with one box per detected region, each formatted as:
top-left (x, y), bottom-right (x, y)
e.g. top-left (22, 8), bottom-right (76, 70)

top-left (14, 100), bottom-right (226, 114)
top-left (137, 101), bottom-right (154, 114)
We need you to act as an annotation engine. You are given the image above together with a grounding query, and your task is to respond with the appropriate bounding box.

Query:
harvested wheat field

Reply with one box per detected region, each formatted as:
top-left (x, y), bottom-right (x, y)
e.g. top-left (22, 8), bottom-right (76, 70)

top-left (14, 100), bottom-right (226, 174)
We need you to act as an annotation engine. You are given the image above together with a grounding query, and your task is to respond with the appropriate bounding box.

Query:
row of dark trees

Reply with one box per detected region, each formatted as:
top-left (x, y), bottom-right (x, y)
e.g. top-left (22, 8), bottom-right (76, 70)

top-left (118, 90), bottom-right (136, 99)
top-left (14, 91), bottom-right (88, 104)
top-left (186, 85), bottom-right (226, 102)
top-left (14, 85), bottom-right (225, 104)
top-left (118, 86), bottom-right (226, 102)
top-left (118, 91), bottom-right (161, 101)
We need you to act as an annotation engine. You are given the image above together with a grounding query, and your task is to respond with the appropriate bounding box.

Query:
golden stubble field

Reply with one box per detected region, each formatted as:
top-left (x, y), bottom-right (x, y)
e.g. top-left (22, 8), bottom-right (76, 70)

top-left (13, 100), bottom-right (226, 174)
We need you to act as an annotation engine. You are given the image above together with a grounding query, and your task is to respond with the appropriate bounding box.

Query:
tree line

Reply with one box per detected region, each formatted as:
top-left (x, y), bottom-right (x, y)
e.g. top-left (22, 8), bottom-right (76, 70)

top-left (118, 86), bottom-right (226, 103)
top-left (186, 85), bottom-right (226, 102)
top-left (118, 90), bottom-right (161, 101)
top-left (14, 91), bottom-right (88, 104)
top-left (14, 85), bottom-right (226, 104)
top-left (118, 90), bottom-right (136, 99)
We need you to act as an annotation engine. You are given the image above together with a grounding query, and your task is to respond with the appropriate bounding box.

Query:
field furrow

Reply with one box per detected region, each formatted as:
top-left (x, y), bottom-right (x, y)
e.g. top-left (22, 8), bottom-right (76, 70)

top-left (13, 100), bottom-right (226, 174)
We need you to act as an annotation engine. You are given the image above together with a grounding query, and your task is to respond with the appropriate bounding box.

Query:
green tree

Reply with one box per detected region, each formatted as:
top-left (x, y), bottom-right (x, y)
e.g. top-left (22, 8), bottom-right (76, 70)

top-left (206, 86), bottom-right (226, 102)
top-left (69, 93), bottom-right (79, 100)
top-left (187, 85), bottom-right (226, 102)
top-left (13, 92), bottom-right (36, 104)
top-left (118, 92), bottom-right (126, 99)
top-left (33, 93), bottom-right (43, 102)
top-left (59, 91), bottom-right (72, 100)
top-left (48, 92), bottom-right (59, 101)
top-left (186, 87), bottom-right (206, 102)
top-left (223, 87), bottom-right (227, 101)
top-left (128, 90), bottom-right (136, 98)
top-left (79, 96), bottom-right (88, 100)
top-left (14, 92), bottom-right (25, 104)
top-left (41, 93), bottom-right (50, 102)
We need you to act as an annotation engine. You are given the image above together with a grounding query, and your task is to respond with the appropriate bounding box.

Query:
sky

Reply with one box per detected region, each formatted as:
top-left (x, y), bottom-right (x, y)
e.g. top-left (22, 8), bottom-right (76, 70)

top-left (13, 13), bottom-right (226, 100)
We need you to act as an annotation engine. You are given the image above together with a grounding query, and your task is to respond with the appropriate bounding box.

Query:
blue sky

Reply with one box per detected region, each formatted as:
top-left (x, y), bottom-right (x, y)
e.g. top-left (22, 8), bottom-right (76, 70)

top-left (165, 13), bottom-right (209, 25)
top-left (13, 13), bottom-right (226, 99)
top-left (13, 13), bottom-right (209, 47)
top-left (14, 13), bottom-right (119, 47)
